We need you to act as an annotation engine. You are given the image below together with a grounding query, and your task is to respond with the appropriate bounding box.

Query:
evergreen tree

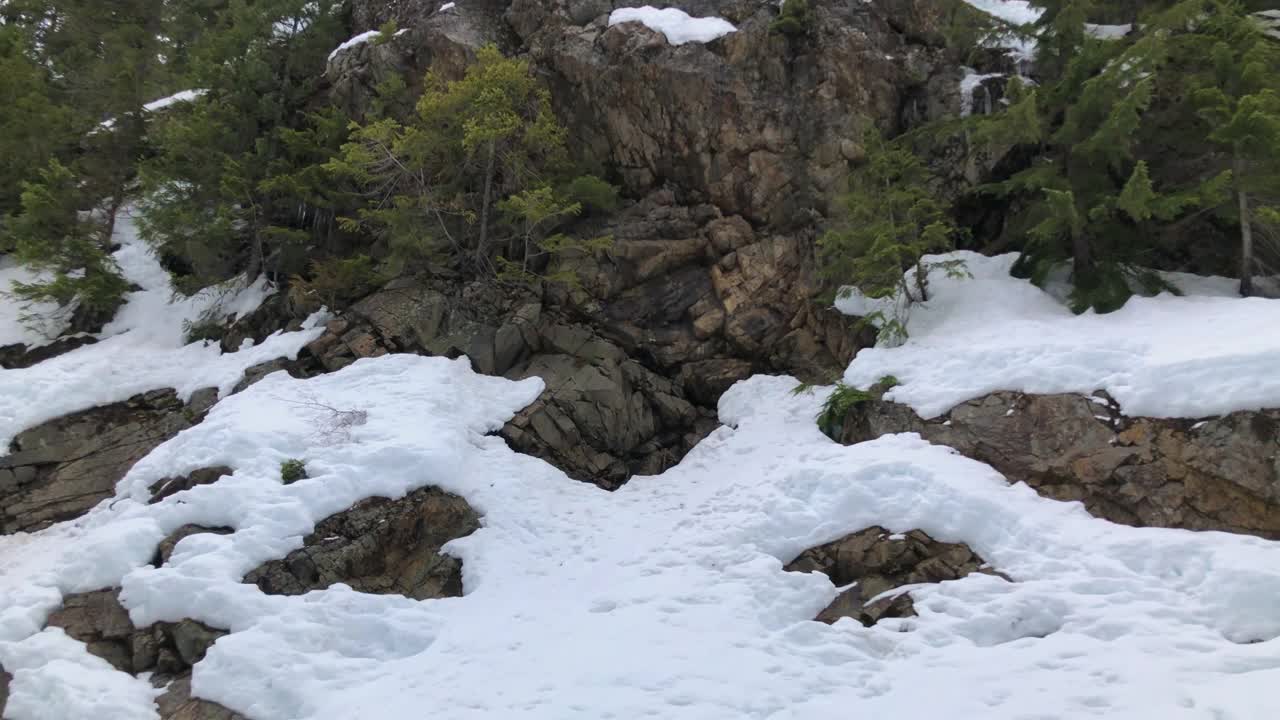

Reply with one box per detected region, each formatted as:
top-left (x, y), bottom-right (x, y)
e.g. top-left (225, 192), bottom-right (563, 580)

top-left (818, 130), bottom-right (966, 344)
top-left (329, 45), bottom-right (612, 280)
top-left (6, 160), bottom-right (130, 320)
top-left (1163, 0), bottom-right (1280, 295)
top-left (140, 0), bottom-right (347, 287)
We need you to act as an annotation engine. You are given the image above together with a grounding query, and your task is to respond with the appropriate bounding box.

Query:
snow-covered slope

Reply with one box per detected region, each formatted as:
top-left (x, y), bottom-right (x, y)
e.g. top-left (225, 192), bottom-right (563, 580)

top-left (2, 358), bottom-right (1279, 719)
top-left (842, 252), bottom-right (1280, 419)
top-left (3, 223), bottom-right (1279, 719)
top-left (0, 209), bottom-right (325, 449)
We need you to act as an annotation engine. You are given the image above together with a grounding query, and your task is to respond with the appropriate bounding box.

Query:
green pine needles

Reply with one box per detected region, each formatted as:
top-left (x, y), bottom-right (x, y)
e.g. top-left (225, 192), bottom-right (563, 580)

top-left (818, 130), bottom-right (967, 345)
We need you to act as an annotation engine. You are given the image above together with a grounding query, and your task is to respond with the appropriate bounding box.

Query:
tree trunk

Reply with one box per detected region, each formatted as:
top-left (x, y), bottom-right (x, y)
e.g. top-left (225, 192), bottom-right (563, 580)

top-left (1071, 229), bottom-right (1093, 282)
top-left (476, 139), bottom-right (497, 265)
top-left (1236, 156), bottom-right (1254, 297)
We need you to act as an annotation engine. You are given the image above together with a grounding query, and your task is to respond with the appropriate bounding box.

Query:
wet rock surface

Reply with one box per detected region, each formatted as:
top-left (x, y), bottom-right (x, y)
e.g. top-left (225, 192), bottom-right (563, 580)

top-left (1, 388), bottom-right (218, 534)
top-left (785, 526), bottom-right (1005, 625)
top-left (243, 485), bottom-right (480, 599)
top-left (841, 392), bottom-right (1280, 538)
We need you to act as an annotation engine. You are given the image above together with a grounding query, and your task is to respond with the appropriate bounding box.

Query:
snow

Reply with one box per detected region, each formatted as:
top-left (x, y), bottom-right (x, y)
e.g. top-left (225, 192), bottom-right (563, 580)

top-left (439, 2), bottom-right (455, 10)
top-left (0, 207), bottom-right (323, 451)
top-left (1085, 23), bottom-right (1133, 39)
top-left (326, 30), bottom-right (381, 62)
top-left (959, 69), bottom-right (1003, 117)
top-left (842, 251), bottom-right (1280, 419)
top-left (961, 0), bottom-right (1041, 26)
top-left (0, 258), bottom-right (68, 349)
top-left (96, 90), bottom-right (206, 131)
top-left (608, 6), bottom-right (737, 45)
top-left (3, 360), bottom-right (1279, 719)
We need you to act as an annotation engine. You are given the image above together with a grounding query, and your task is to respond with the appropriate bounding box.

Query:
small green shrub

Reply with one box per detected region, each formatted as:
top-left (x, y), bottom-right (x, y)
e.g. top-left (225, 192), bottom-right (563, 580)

top-left (183, 316), bottom-right (225, 345)
top-left (287, 254), bottom-right (386, 313)
top-left (817, 383), bottom-right (871, 440)
top-left (770, 0), bottom-right (813, 37)
top-left (561, 175), bottom-right (619, 215)
top-left (877, 374), bottom-right (900, 390)
top-left (280, 458), bottom-right (308, 484)
top-left (375, 19), bottom-right (399, 44)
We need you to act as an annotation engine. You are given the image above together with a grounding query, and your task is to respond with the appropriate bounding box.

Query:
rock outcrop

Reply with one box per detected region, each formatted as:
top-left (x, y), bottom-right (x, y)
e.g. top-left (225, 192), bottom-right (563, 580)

top-left (785, 526), bottom-right (1005, 625)
top-left (1, 388), bottom-right (219, 534)
top-left (510, 0), bottom-right (984, 225)
top-left (43, 589), bottom-right (243, 719)
top-left (45, 590), bottom-right (228, 676)
top-left (0, 665), bottom-right (10, 717)
top-left (243, 485), bottom-right (479, 599)
top-left (840, 392), bottom-right (1280, 538)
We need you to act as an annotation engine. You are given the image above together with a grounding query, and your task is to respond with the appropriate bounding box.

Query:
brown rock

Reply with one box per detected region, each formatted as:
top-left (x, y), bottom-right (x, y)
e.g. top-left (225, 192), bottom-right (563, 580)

top-left (785, 526), bottom-right (1005, 625)
top-left (841, 392), bottom-right (1280, 538)
top-left (2, 390), bottom-right (217, 534)
top-left (243, 485), bottom-right (479, 599)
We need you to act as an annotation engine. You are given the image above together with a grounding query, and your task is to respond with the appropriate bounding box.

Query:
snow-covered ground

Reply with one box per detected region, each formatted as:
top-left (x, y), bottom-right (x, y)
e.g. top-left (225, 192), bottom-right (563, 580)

top-left (3, 212), bottom-right (1279, 719)
top-left (608, 6), bottom-right (737, 45)
top-left (2, 358), bottom-right (1278, 719)
top-left (841, 251), bottom-right (1280, 419)
top-left (0, 259), bottom-right (68, 349)
top-left (0, 207), bottom-right (325, 449)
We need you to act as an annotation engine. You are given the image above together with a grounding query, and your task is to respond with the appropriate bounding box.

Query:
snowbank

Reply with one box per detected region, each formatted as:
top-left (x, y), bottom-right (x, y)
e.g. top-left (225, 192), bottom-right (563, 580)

top-left (842, 251), bottom-right (1280, 419)
top-left (0, 207), bottom-right (323, 451)
top-left (608, 6), bottom-right (737, 45)
top-left (2, 360), bottom-right (1278, 719)
top-left (327, 30), bottom-right (382, 62)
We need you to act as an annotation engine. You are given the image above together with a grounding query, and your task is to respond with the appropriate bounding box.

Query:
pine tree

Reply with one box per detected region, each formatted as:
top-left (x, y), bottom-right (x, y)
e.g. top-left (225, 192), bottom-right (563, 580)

top-left (1163, 0), bottom-right (1280, 295)
top-left (6, 161), bottom-right (130, 320)
top-left (140, 0), bottom-right (347, 288)
top-left (818, 130), bottom-right (966, 344)
top-left (329, 45), bottom-right (613, 281)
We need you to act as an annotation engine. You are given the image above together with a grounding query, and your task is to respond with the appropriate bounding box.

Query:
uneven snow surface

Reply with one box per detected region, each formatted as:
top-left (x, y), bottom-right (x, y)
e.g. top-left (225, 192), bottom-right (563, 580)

top-left (3, 207), bottom-right (1279, 719)
top-left (0, 208), bottom-right (324, 450)
top-left (2, 361), bottom-right (1279, 719)
top-left (841, 252), bottom-right (1280, 419)
top-left (609, 6), bottom-right (737, 45)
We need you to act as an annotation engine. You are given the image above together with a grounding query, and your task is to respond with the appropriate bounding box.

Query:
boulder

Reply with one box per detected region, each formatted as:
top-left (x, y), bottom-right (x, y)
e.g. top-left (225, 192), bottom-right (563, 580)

top-left (0, 335), bottom-right (98, 369)
top-left (841, 391), bottom-right (1280, 538)
top-left (785, 526), bottom-right (1006, 625)
top-left (243, 485), bottom-right (479, 599)
top-left (1, 388), bottom-right (219, 534)
top-left (44, 589), bottom-right (228, 677)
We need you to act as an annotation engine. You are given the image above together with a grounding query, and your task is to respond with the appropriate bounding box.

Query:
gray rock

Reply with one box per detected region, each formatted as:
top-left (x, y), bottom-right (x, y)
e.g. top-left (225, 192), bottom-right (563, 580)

top-left (2, 390), bottom-right (216, 534)
top-left (149, 467), bottom-right (235, 505)
top-left (243, 485), bottom-right (480, 600)
top-left (44, 589), bottom-right (230, 678)
top-left (169, 620), bottom-right (227, 666)
top-left (154, 524), bottom-right (235, 566)
top-left (155, 674), bottom-right (248, 720)
top-left (0, 664), bottom-right (10, 718)
top-left (785, 526), bottom-right (1007, 625)
top-left (841, 392), bottom-right (1280, 538)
